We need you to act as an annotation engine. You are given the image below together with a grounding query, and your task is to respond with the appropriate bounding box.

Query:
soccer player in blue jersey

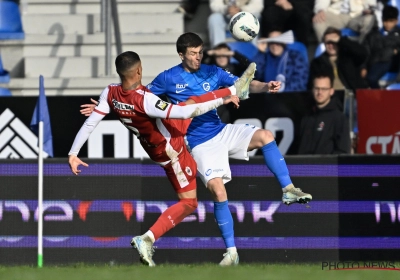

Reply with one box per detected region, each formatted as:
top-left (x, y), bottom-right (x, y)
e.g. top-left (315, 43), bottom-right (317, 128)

top-left (146, 32), bottom-right (313, 266)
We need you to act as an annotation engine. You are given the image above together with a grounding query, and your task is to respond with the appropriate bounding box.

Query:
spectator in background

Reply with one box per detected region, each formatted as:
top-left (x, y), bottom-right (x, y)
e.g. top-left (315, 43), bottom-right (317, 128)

top-left (176, 0), bottom-right (201, 19)
top-left (208, 0), bottom-right (263, 47)
top-left (203, 43), bottom-right (251, 76)
top-left (203, 43), bottom-right (251, 123)
top-left (313, 0), bottom-right (377, 44)
top-left (309, 27), bottom-right (369, 92)
top-left (261, 0), bottom-right (315, 47)
top-left (363, 5), bottom-right (400, 88)
top-left (253, 30), bottom-right (308, 92)
top-left (298, 73), bottom-right (351, 154)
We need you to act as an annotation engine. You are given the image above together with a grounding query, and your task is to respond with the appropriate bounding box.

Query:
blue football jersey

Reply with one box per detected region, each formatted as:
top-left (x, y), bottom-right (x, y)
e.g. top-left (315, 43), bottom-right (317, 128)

top-left (147, 64), bottom-right (238, 149)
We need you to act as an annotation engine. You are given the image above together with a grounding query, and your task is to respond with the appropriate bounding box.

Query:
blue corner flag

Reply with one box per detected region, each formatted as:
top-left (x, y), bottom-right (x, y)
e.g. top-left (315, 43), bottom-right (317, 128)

top-left (30, 75), bottom-right (54, 157)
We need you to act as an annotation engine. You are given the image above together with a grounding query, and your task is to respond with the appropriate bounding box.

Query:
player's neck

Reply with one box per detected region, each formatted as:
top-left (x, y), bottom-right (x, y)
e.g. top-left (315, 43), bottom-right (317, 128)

top-left (121, 80), bottom-right (142, 91)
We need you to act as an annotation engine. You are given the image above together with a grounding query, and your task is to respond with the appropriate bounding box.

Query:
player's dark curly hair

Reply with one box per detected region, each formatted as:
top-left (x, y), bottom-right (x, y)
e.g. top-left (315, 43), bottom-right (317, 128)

top-left (176, 32), bottom-right (203, 54)
top-left (115, 51), bottom-right (141, 77)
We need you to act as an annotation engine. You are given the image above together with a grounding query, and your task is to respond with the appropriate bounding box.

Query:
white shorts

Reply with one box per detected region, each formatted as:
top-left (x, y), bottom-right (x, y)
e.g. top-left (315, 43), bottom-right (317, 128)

top-left (191, 123), bottom-right (260, 186)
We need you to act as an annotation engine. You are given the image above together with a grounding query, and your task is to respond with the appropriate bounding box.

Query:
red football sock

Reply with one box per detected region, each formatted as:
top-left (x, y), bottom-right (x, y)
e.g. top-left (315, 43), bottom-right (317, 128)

top-left (188, 88), bottom-right (231, 103)
top-left (149, 198), bottom-right (197, 240)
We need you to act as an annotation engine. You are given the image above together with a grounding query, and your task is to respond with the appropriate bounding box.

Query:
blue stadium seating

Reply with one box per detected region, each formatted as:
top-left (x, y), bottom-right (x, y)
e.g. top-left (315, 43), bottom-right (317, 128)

top-left (227, 41), bottom-right (258, 60)
top-left (0, 1), bottom-right (24, 40)
top-left (0, 52), bottom-right (10, 83)
top-left (341, 28), bottom-right (360, 37)
top-left (314, 43), bottom-right (326, 58)
top-left (0, 87), bottom-right (12, 96)
top-left (386, 82), bottom-right (400, 89)
top-left (287, 41), bottom-right (308, 64)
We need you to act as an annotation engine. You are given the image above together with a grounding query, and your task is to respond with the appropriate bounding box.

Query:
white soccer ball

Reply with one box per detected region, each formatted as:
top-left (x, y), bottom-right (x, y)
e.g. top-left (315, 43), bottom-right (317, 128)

top-left (229, 11), bottom-right (260, 42)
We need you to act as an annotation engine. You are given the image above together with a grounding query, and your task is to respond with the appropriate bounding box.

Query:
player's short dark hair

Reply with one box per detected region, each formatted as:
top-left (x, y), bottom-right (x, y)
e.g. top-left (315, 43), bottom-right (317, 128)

top-left (313, 73), bottom-right (334, 88)
top-left (382, 5), bottom-right (399, 21)
top-left (322, 27), bottom-right (341, 42)
top-left (115, 51), bottom-right (141, 77)
top-left (176, 32), bottom-right (203, 54)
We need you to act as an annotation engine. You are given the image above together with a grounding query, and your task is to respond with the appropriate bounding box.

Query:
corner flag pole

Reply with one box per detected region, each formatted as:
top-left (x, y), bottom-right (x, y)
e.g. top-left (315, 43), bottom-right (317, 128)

top-left (38, 119), bottom-right (44, 268)
top-left (31, 75), bottom-right (54, 268)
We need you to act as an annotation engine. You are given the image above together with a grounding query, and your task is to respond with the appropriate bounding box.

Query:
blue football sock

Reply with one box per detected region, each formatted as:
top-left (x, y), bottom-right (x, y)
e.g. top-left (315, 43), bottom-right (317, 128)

top-left (214, 201), bottom-right (235, 248)
top-left (261, 140), bottom-right (292, 188)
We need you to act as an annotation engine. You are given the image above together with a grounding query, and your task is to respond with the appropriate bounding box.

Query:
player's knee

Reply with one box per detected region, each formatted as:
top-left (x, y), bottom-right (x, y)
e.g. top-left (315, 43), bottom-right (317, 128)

top-left (261, 129), bottom-right (275, 145)
top-left (181, 198), bottom-right (198, 210)
top-left (207, 180), bottom-right (228, 201)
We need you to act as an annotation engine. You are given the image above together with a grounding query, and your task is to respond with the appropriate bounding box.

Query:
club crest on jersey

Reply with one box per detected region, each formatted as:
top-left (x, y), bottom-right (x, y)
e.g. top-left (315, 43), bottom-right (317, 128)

top-left (112, 99), bottom-right (134, 111)
top-left (155, 100), bottom-right (168, 111)
top-left (185, 166), bottom-right (192, 176)
top-left (202, 82), bottom-right (210, 91)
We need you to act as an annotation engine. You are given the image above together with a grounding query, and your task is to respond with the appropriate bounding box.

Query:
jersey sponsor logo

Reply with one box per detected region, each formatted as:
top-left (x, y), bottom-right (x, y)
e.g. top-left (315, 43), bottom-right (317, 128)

top-left (185, 166), bottom-right (192, 176)
top-left (317, 122), bottom-right (324, 131)
top-left (0, 108), bottom-right (49, 159)
top-left (155, 100), bottom-right (169, 111)
top-left (204, 168), bottom-right (223, 176)
top-left (202, 82), bottom-right (210, 91)
top-left (176, 83), bottom-right (188, 93)
top-left (112, 99), bottom-right (134, 111)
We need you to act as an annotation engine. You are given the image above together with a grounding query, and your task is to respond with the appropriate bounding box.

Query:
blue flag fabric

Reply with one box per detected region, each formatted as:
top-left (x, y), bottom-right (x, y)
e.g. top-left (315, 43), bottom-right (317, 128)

top-left (30, 75), bottom-right (54, 157)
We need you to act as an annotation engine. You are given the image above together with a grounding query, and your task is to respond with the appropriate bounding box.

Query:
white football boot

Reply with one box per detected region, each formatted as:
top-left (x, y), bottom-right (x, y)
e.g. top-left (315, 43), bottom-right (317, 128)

top-left (130, 235), bottom-right (156, 267)
top-left (282, 184), bottom-right (312, 205)
top-left (219, 251), bottom-right (239, 266)
top-left (234, 62), bottom-right (256, 100)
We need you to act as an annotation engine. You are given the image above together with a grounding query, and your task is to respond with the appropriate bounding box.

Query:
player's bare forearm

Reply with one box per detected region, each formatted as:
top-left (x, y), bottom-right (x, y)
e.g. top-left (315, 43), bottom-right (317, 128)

top-left (68, 155), bottom-right (89, 175)
top-left (250, 80), bottom-right (281, 93)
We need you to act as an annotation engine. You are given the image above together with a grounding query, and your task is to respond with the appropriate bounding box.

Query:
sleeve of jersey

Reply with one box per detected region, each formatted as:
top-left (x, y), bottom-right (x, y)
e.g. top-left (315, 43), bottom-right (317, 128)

top-left (146, 72), bottom-right (166, 96)
top-left (143, 92), bottom-right (223, 119)
top-left (93, 87), bottom-right (111, 115)
top-left (68, 87), bottom-right (110, 156)
top-left (68, 112), bottom-right (105, 156)
top-left (218, 67), bottom-right (238, 87)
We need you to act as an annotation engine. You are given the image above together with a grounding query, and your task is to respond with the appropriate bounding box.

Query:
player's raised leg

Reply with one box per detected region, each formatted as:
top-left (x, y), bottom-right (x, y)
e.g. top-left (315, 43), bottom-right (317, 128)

top-left (234, 62), bottom-right (256, 100)
top-left (248, 129), bottom-right (312, 205)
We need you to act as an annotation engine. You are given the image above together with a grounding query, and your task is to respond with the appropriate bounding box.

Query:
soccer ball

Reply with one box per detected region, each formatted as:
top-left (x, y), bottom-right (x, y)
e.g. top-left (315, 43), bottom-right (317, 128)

top-left (229, 12), bottom-right (260, 42)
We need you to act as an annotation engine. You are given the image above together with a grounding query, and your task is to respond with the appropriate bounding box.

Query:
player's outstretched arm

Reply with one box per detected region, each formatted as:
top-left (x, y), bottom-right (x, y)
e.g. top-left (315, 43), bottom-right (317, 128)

top-left (169, 95), bottom-right (239, 119)
top-left (250, 80), bottom-right (281, 93)
top-left (145, 94), bottom-right (239, 119)
top-left (68, 155), bottom-right (89, 175)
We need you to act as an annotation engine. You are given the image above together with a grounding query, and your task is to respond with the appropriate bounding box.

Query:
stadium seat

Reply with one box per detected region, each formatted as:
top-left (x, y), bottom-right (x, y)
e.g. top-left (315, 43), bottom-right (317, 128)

top-left (227, 41), bottom-right (258, 60)
top-left (0, 87), bottom-right (12, 96)
top-left (0, 0), bottom-right (25, 40)
top-left (386, 82), bottom-right (400, 89)
top-left (379, 71), bottom-right (397, 85)
top-left (341, 28), bottom-right (359, 37)
top-left (288, 41), bottom-right (308, 64)
top-left (314, 43), bottom-right (325, 58)
top-left (0, 52), bottom-right (10, 83)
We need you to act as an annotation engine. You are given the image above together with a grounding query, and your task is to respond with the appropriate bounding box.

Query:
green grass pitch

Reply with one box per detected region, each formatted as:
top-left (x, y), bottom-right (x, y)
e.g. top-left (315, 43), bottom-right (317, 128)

top-left (1, 263), bottom-right (400, 280)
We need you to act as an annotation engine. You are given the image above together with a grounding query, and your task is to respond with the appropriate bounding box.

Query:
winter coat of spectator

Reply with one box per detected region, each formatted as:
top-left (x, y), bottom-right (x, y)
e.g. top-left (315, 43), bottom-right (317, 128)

top-left (261, 0), bottom-right (315, 47)
top-left (363, 5), bottom-right (400, 88)
top-left (298, 73), bottom-right (351, 154)
top-left (309, 27), bottom-right (369, 92)
top-left (253, 30), bottom-right (308, 92)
